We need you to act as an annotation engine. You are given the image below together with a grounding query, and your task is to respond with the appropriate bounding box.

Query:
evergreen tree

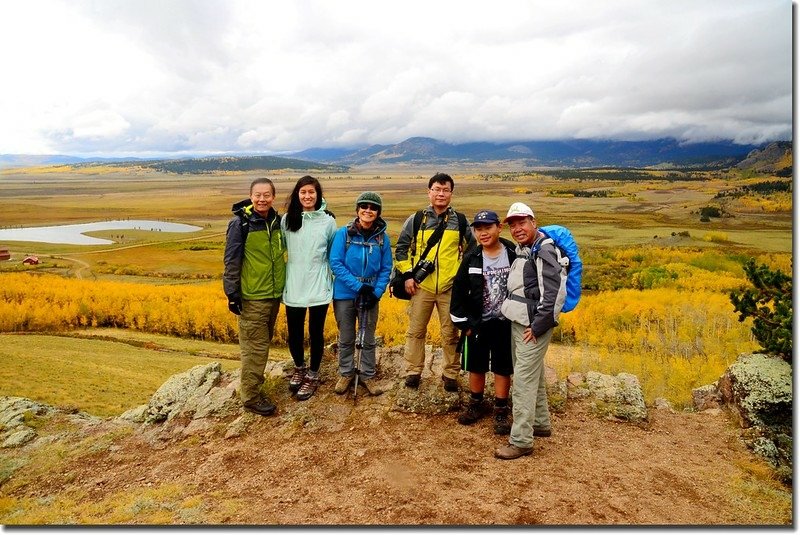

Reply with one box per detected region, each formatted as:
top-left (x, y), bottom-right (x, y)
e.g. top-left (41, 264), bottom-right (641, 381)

top-left (730, 259), bottom-right (792, 361)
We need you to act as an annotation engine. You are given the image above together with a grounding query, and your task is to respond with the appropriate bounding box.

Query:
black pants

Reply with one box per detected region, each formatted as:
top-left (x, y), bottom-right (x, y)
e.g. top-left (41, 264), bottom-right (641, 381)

top-left (285, 304), bottom-right (329, 372)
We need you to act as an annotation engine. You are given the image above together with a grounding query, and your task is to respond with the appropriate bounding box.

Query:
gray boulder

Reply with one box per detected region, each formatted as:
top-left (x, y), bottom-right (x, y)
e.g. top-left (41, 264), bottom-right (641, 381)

top-left (392, 346), bottom-right (463, 414)
top-left (717, 353), bottom-right (791, 429)
top-left (144, 363), bottom-right (223, 424)
top-left (566, 371), bottom-right (648, 422)
top-left (716, 353), bottom-right (792, 482)
top-left (0, 397), bottom-right (56, 449)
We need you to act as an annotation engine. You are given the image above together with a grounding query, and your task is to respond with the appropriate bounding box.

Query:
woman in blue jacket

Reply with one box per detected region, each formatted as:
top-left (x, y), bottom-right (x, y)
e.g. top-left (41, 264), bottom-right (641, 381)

top-left (329, 191), bottom-right (393, 396)
top-left (281, 175), bottom-right (337, 401)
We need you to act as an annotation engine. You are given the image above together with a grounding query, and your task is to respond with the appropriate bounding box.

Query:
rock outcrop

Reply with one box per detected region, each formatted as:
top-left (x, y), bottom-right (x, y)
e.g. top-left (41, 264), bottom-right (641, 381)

top-left (560, 371), bottom-right (648, 422)
top-left (0, 396), bottom-right (99, 449)
top-left (693, 353), bottom-right (792, 483)
top-left (3, 345), bottom-right (650, 449)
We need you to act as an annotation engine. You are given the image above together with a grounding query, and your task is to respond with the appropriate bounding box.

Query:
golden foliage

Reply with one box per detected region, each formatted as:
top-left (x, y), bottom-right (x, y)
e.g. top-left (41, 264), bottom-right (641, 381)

top-left (0, 264), bottom-right (764, 407)
top-left (0, 273), bottom-right (440, 349)
top-left (558, 288), bottom-right (759, 405)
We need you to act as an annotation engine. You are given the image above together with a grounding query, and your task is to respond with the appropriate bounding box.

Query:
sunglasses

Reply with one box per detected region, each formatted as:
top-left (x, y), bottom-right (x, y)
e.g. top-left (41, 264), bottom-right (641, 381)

top-left (358, 203), bottom-right (380, 211)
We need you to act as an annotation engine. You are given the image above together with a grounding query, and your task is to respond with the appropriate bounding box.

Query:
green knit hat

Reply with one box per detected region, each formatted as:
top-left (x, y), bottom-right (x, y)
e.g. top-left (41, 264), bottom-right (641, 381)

top-left (355, 191), bottom-right (383, 212)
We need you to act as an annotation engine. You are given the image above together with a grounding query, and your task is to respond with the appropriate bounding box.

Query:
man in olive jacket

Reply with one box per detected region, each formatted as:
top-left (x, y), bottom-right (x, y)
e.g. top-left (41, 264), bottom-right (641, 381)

top-left (223, 177), bottom-right (286, 416)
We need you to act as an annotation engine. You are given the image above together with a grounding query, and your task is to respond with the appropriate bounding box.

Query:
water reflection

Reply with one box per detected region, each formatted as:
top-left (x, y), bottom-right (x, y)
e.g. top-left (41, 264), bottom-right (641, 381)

top-left (0, 220), bottom-right (203, 245)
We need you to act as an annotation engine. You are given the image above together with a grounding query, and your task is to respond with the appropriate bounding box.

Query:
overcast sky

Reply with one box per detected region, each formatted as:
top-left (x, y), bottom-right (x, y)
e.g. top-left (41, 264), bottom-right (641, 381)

top-left (1, 0), bottom-right (792, 156)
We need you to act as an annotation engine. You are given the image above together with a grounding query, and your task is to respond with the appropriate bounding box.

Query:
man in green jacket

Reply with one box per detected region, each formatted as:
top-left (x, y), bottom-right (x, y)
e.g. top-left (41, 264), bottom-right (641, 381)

top-left (223, 178), bottom-right (286, 416)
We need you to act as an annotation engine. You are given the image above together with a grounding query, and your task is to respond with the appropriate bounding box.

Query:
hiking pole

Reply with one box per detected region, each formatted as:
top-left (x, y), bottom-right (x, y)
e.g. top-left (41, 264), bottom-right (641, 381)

top-left (352, 299), bottom-right (368, 403)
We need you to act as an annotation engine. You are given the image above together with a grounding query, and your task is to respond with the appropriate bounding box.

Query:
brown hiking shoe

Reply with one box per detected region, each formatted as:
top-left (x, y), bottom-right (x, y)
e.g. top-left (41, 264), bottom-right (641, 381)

top-left (359, 378), bottom-right (384, 396)
top-left (457, 399), bottom-right (485, 425)
top-left (494, 443), bottom-right (533, 460)
top-left (493, 406), bottom-right (511, 435)
top-left (334, 375), bottom-right (354, 395)
top-left (288, 366), bottom-right (306, 393)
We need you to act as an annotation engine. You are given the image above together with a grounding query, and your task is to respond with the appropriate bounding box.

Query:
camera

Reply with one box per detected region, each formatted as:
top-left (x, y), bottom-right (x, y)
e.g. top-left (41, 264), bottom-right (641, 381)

top-left (412, 259), bottom-right (435, 284)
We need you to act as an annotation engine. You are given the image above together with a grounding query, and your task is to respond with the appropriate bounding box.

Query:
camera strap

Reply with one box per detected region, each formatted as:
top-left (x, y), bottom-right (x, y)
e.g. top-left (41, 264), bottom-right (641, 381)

top-left (417, 214), bottom-right (447, 262)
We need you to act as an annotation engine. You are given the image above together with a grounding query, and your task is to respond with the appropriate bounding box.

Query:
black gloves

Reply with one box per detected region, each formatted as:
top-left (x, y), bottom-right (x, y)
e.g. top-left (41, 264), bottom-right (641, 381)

top-left (227, 293), bottom-right (242, 315)
top-left (356, 284), bottom-right (379, 310)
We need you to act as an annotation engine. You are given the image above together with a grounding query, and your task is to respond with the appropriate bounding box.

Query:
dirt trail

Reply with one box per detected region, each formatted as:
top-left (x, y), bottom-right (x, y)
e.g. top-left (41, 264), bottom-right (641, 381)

top-left (16, 385), bottom-right (791, 526)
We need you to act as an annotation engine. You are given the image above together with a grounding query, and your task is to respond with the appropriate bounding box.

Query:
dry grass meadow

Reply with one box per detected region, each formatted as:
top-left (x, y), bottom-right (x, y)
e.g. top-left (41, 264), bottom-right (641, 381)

top-left (0, 163), bottom-right (793, 525)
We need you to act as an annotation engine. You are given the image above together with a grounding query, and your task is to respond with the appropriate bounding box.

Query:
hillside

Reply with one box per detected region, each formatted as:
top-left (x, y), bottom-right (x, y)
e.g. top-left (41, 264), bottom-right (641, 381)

top-left (0, 346), bottom-right (792, 525)
top-left (135, 155), bottom-right (349, 174)
top-left (735, 141), bottom-right (793, 176)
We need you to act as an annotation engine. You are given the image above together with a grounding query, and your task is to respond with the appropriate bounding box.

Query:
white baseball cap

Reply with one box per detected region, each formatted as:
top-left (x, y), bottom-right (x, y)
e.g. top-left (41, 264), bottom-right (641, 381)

top-left (503, 202), bottom-right (535, 222)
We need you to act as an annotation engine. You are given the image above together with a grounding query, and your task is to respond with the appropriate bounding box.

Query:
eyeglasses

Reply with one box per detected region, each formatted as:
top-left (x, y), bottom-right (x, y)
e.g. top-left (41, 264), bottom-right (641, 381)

top-left (358, 203), bottom-right (380, 211)
top-left (430, 187), bottom-right (452, 194)
top-left (252, 193), bottom-right (273, 200)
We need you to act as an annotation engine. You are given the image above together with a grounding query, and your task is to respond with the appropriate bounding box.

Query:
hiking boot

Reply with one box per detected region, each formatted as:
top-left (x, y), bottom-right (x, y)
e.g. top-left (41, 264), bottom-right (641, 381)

top-left (533, 426), bottom-right (552, 438)
top-left (359, 378), bottom-right (384, 396)
top-left (295, 374), bottom-right (320, 401)
top-left (404, 374), bottom-right (420, 389)
top-left (494, 443), bottom-right (533, 460)
top-left (493, 406), bottom-right (511, 435)
top-left (457, 399), bottom-right (485, 425)
top-left (288, 366), bottom-right (306, 393)
top-left (334, 375), bottom-right (354, 395)
top-left (243, 397), bottom-right (277, 417)
top-left (442, 375), bottom-right (459, 392)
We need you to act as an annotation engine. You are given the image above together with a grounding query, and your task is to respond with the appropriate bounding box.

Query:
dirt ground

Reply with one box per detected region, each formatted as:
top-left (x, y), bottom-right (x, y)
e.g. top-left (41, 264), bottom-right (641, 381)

top-left (12, 372), bottom-right (792, 526)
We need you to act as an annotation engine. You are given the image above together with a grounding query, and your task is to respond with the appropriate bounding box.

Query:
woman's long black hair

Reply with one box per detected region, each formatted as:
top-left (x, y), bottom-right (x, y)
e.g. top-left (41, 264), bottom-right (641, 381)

top-left (284, 175), bottom-right (323, 232)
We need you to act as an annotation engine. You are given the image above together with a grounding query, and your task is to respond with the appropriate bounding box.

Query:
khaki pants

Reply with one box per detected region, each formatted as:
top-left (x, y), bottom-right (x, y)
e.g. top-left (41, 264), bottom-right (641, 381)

top-left (238, 298), bottom-right (281, 405)
top-left (509, 322), bottom-right (552, 448)
top-left (403, 288), bottom-right (461, 380)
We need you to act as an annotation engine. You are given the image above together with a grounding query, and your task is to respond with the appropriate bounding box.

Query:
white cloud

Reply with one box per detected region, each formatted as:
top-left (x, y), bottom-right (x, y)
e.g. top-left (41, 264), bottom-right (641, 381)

top-left (0, 0), bottom-right (791, 156)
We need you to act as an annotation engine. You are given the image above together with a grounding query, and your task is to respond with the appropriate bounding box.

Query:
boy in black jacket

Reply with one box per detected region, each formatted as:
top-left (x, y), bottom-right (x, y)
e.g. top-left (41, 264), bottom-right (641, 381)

top-left (449, 210), bottom-right (517, 434)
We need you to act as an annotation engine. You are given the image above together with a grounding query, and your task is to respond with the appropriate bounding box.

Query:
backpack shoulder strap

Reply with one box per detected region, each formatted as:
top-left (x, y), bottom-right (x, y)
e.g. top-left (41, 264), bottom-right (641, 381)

top-left (412, 210), bottom-right (424, 236)
top-left (237, 215), bottom-right (250, 258)
top-left (409, 210), bottom-right (424, 257)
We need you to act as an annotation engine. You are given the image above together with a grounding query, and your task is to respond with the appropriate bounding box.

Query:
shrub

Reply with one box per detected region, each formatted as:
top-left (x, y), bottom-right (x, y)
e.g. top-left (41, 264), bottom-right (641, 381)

top-left (699, 206), bottom-right (722, 218)
top-left (702, 232), bottom-right (729, 243)
top-left (730, 259), bottom-right (792, 361)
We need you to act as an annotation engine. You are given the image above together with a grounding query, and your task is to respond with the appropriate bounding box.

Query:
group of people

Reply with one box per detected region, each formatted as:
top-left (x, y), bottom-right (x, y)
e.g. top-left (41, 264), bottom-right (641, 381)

top-left (222, 172), bottom-right (571, 460)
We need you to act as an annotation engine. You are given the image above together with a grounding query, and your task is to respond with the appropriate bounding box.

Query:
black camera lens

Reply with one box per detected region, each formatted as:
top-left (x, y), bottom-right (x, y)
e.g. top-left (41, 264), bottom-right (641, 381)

top-left (412, 259), bottom-right (435, 284)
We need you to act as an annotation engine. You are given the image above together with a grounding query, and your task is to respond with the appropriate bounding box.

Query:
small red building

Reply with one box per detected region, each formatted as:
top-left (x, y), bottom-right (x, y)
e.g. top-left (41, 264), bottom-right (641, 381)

top-left (0, 248), bottom-right (9, 261)
top-left (22, 255), bottom-right (39, 265)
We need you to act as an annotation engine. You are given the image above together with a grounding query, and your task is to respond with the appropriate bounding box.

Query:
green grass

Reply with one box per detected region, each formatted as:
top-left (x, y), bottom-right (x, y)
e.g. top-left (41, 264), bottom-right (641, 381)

top-left (0, 333), bottom-right (250, 417)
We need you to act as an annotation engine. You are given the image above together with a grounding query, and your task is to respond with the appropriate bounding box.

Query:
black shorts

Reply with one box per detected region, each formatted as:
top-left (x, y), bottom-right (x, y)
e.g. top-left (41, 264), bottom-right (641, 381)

top-left (460, 318), bottom-right (513, 376)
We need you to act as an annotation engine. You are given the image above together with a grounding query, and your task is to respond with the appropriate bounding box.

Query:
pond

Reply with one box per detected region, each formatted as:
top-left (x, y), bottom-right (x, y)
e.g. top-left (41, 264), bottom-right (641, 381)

top-left (0, 220), bottom-right (203, 245)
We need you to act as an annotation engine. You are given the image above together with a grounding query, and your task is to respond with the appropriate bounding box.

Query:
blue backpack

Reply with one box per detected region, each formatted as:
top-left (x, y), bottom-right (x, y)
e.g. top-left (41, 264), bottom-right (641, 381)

top-left (538, 225), bottom-right (582, 313)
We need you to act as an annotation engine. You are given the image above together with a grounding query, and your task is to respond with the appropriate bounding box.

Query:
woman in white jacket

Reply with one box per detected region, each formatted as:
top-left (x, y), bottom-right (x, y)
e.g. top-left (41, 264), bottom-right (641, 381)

top-left (281, 176), bottom-right (337, 400)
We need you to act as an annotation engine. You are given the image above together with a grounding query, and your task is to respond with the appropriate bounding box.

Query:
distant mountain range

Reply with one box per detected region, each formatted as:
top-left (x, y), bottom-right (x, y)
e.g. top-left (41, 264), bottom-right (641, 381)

top-left (292, 137), bottom-right (770, 168)
top-left (0, 137), bottom-right (790, 171)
